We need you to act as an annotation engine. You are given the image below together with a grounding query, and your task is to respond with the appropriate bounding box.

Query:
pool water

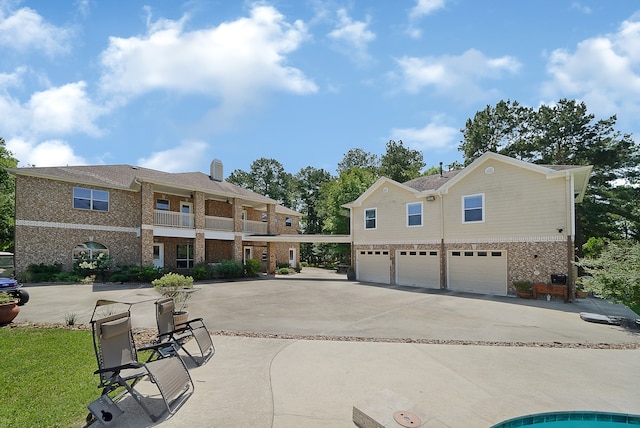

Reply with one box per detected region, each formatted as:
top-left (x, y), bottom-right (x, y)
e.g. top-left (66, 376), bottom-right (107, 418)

top-left (491, 411), bottom-right (640, 427)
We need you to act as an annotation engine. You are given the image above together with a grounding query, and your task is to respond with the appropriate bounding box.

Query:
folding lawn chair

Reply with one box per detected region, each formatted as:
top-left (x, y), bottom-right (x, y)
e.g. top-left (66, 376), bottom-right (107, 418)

top-left (88, 300), bottom-right (194, 424)
top-left (155, 297), bottom-right (215, 366)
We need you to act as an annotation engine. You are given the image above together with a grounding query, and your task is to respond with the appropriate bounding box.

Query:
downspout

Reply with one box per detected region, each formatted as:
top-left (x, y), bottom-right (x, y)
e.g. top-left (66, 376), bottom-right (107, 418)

top-left (439, 192), bottom-right (446, 290)
top-left (134, 178), bottom-right (143, 266)
top-left (567, 173), bottom-right (576, 301)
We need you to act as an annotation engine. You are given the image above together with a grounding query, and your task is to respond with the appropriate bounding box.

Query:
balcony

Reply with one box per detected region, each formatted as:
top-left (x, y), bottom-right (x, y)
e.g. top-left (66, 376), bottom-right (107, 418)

top-left (154, 210), bottom-right (194, 228)
top-left (153, 210), bottom-right (267, 234)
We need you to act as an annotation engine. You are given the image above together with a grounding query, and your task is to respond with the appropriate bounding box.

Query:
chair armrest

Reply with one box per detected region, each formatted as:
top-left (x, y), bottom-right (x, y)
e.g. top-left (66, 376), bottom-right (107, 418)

top-left (94, 362), bottom-right (142, 375)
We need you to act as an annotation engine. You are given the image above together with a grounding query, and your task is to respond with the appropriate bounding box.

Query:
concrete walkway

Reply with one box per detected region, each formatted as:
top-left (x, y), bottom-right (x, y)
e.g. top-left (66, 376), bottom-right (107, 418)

top-left (16, 268), bottom-right (640, 427)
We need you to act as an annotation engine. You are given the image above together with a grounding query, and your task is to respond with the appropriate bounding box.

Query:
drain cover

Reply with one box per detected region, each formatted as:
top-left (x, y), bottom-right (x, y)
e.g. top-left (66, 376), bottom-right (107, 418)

top-left (393, 410), bottom-right (421, 427)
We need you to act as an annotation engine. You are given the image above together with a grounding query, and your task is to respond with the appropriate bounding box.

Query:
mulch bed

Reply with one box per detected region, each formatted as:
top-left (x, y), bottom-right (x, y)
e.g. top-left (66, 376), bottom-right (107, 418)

top-left (8, 322), bottom-right (639, 350)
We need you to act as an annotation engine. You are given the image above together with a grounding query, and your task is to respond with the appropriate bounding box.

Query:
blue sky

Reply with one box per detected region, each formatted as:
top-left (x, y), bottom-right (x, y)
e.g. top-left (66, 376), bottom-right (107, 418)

top-left (2, 0), bottom-right (640, 177)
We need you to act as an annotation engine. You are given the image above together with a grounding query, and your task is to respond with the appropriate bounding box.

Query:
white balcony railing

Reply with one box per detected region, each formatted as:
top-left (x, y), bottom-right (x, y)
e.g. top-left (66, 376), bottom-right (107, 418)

top-left (154, 210), bottom-right (268, 234)
top-left (154, 210), bottom-right (194, 228)
top-left (205, 215), bottom-right (234, 231)
top-left (243, 220), bottom-right (268, 234)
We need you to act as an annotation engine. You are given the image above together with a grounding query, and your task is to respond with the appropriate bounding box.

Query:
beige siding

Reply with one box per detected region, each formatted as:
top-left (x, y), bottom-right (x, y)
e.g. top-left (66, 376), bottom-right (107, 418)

top-left (442, 160), bottom-right (568, 241)
top-left (352, 183), bottom-right (440, 244)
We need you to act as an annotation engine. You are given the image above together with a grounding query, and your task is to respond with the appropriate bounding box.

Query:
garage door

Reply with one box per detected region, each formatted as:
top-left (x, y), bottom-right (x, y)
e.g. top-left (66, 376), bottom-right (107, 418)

top-left (448, 250), bottom-right (507, 295)
top-left (357, 250), bottom-right (390, 284)
top-left (396, 250), bottom-right (440, 288)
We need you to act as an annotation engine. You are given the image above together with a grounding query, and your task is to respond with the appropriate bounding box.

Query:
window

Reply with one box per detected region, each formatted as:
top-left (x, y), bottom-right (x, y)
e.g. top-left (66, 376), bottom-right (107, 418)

top-left (364, 208), bottom-right (377, 229)
top-left (407, 202), bottom-right (422, 227)
top-left (176, 244), bottom-right (193, 269)
top-left (262, 213), bottom-right (267, 222)
top-left (285, 217), bottom-right (292, 227)
top-left (73, 187), bottom-right (109, 212)
top-left (73, 242), bottom-right (109, 264)
top-left (156, 198), bottom-right (169, 210)
top-left (463, 194), bottom-right (484, 223)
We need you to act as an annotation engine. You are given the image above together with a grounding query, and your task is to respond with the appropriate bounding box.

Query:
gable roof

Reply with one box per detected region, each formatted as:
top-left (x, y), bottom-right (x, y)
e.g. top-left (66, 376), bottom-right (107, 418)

top-left (342, 176), bottom-right (422, 208)
top-left (8, 164), bottom-right (301, 214)
top-left (344, 152), bottom-right (593, 207)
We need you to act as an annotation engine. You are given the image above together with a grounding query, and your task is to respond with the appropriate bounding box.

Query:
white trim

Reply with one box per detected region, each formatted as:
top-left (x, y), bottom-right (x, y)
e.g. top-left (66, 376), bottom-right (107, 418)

top-left (406, 201), bottom-right (423, 227)
top-left (364, 207), bottom-right (377, 230)
top-left (16, 220), bottom-right (138, 234)
top-left (462, 193), bottom-right (484, 224)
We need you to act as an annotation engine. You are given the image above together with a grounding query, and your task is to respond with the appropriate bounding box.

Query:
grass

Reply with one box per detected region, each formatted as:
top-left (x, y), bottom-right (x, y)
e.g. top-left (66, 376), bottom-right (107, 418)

top-left (0, 327), bottom-right (97, 428)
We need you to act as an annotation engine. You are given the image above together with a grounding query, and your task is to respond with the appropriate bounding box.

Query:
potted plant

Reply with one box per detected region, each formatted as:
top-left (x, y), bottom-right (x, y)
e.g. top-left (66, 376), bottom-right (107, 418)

top-left (575, 277), bottom-right (589, 299)
top-left (0, 291), bottom-right (20, 325)
top-left (152, 273), bottom-right (195, 327)
top-left (513, 280), bottom-right (533, 299)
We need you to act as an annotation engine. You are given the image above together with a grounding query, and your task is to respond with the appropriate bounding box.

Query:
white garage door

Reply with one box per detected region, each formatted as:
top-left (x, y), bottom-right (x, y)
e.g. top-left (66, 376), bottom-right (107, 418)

top-left (448, 250), bottom-right (507, 295)
top-left (357, 250), bottom-right (390, 284)
top-left (396, 250), bottom-right (440, 288)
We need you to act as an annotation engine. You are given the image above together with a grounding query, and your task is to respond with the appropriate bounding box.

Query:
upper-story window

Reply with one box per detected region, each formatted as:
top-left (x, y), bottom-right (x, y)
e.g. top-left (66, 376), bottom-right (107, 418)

top-left (285, 216), bottom-right (292, 227)
top-left (407, 202), bottom-right (423, 227)
top-left (364, 208), bottom-right (377, 230)
top-left (262, 213), bottom-right (267, 222)
top-left (156, 198), bottom-right (169, 210)
top-left (463, 194), bottom-right (484, 223)
top-left (73, 187), bottom-right (109, 212)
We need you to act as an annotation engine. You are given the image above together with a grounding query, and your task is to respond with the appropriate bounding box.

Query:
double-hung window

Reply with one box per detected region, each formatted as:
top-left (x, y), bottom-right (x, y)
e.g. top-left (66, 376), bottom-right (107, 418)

top-left (407, 202), bottom-right (422, 227)
top-left (364, 208), bottom-right (377, 230)
top-left (285, 217), bottom-right (292, 227)
top-left (176, 244), bottom-right (193, 269)
top-left (73, 187), bottom-right (109, 212)
top-left (156, 198), bottom-right (169, 210)
top-left (463, 194), bottom-right (484, 223)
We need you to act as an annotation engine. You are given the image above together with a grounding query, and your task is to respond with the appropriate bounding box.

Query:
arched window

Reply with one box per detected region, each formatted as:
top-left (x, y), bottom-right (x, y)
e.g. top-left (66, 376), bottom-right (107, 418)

top-left (73, 242), bottom-right (109, 262)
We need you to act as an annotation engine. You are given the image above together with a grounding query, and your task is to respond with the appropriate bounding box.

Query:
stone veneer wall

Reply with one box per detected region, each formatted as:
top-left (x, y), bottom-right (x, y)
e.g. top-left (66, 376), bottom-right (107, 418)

top-left (353, 239), bottom-right (569, 295)
top-left (14, 175), bottom-right (141, 274)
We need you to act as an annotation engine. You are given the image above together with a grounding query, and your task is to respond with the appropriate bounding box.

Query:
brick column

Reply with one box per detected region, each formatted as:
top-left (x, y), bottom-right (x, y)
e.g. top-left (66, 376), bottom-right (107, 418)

top-left (232, 198), bottom-right (244, 263)
top-left (266, 203), bottom-right (277, 234)
top-left (267, 242), bottom-right (277, 274)
top-left (194, 191), bottom-right (205, 264)
top-left (140, 182), bottom-right (155, 266)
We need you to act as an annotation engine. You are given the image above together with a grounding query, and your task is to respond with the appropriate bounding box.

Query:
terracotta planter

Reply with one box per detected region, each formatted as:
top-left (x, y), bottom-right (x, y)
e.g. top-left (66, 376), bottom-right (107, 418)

top-left (173, 311), bottom-right (188, 329)
top-left (576, 290), bottom-right (588, 299)
top-left (0, 301), bottom-right (20, 325)
top-left (517, 291), bottom-right (533, 299)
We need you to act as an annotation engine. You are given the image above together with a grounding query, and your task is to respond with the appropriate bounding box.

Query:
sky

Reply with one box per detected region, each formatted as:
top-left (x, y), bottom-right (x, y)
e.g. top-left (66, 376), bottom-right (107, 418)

top-left (2, 0), bottom-right (640, 178)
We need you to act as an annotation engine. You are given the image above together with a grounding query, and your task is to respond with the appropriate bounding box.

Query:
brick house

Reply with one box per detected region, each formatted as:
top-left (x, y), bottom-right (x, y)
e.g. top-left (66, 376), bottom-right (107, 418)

top-left (343, 152), bottom-right (592, 298)
top-left (8, 161), bottom-right (301, 276)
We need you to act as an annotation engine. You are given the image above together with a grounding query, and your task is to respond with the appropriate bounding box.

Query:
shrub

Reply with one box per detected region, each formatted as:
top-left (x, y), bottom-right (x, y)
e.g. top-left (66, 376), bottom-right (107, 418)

top-left (512, 280), bottom-right (532, 292)
top-left (277, 267), bottom-right (290, 275)
top-left (152, 273), bottom-right (194, 310)
top-left (244, 258), bottom-right (261, 277)
top-left (276, 262), bottom-right (290, 269)
top-left (216, 260), bottom-right (244, 279)
top-left (190, 262), bottom-right (213, 281)
top-left (52, 272), bottom-right (80, 283)
top-left (109, 265), bottom-right (163, 283)
top-left (26, 263), bottom-right (63, 282)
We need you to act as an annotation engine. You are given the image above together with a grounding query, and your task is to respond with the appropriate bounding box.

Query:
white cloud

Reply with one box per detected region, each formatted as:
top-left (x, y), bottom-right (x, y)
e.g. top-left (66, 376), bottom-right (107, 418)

top-left (138, 140), bottom-right (209, 173)
top-left (570, 2), bottom-right (592, 14)
top-left (99, 4), bottom-right (317, 116)
top-left (327, 9), bottom-right (375, 64)
top-left (407, 0), bottom-right (445, 38)
top-left (392, 120), bottom-right (459, 152)
top-left (410, 0), bottom-right (445, 20)
top-left (542, 14), bottom-right (640, 120)
top-left (0, 69), bottom-right (106, 139)
top-left (7, 137), bottom-right (87, 167)
top-left (27, 82), bottom-right (105, 137)
top-left (396, 49), bottom-right (521, 101)
top-left (0, 4), bottom-right (73, 55)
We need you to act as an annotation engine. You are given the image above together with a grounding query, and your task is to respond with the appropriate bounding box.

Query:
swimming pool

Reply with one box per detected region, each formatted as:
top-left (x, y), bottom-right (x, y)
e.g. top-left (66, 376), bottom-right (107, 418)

top-left (491, 411), bottom-right (640, 427)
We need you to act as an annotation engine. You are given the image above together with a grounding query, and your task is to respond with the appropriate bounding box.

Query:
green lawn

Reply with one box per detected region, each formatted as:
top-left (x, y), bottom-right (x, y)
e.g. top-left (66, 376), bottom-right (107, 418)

top-left (0, 327), bottom-right (98, 428)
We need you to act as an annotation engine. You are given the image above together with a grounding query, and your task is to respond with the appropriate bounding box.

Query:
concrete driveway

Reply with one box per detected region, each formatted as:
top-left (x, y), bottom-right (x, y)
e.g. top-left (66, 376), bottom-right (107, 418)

top-left (14, 268), bottom-right (640, 427)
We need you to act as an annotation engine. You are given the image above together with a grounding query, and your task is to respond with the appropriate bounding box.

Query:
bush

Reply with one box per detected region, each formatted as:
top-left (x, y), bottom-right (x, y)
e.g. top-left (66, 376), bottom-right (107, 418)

top-left (244, 258), bottom-right (261, 277)
top-left (152, 273), bottom-right (194, 310)
top-left (216, 260), bottom-right (244, 279)
top-left (25, 263), bottom-right (63, 282)
top-left (276, 262), bottom-right (290, 270)
top-left (109, 265), bottom-right (163, 283)
top-left (277, 267), bottom-right (290, 275)
top-left (190, 262), bottom-right (214, 281)
top-left (52, 272), bottom-right (80, 283)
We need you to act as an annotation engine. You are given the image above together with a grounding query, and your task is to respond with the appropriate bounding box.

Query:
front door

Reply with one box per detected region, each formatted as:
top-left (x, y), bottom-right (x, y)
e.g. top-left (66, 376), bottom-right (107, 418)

top-left (153, 243), bottom-right (164, 268)
top-left (244, 246), bottom-right (253, 264)
top-left (289, 248), bottom-right (296, 267)
top-left (181, 202), bottom-right (193, 228)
